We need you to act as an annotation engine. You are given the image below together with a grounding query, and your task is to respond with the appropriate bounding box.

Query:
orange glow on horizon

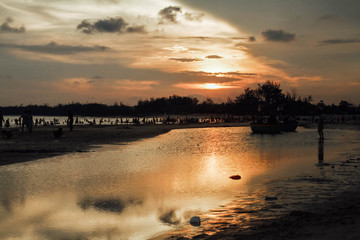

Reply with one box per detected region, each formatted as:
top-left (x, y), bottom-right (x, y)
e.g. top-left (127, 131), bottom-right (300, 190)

top-left (202, 83), bottom-right (225, 90)
top-left (174, 82), bottom-right (241, 90)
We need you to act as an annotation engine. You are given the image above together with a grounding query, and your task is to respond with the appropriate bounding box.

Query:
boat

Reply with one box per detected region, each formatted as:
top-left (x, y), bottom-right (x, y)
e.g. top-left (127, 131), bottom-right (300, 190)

top-left (281, 121), bottom-right (298, 132)
top-left (250, 122), bottom-right (283, 134)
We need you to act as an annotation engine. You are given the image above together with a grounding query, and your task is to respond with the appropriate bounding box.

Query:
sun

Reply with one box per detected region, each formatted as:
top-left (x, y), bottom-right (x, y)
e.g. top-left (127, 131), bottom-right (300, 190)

top-left (201, 83), bottom-right (222, 89)
top-left (199, 83), bottom-right (233, 90)
top-left (174, 82), bottom-right (236, 90)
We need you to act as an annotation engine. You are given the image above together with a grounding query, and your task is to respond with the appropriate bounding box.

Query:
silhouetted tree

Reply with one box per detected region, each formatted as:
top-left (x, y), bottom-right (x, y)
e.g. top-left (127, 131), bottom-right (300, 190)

top-left (0, 90), bottom-right (359, 117)
top-left (234, 88), bottom-right (259, 115)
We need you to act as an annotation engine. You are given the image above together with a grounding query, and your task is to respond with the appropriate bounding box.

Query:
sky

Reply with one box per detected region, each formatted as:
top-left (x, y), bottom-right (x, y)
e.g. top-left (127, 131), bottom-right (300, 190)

top-left (0, 0), bottom-right (359, 106)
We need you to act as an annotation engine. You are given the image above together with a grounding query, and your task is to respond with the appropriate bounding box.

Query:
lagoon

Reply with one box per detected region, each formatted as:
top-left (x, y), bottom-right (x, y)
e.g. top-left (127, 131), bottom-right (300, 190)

top-left (0, 126), bottom-right (359, 239)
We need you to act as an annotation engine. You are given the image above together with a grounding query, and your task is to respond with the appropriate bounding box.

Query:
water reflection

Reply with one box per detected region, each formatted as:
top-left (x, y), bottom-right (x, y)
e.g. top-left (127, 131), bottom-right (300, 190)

top-left (318, 139), bottom-right (324, 164)
top-left (79, 198), bottom-right (143, 213)
top-left (0, 127), bottom-right (359, 239)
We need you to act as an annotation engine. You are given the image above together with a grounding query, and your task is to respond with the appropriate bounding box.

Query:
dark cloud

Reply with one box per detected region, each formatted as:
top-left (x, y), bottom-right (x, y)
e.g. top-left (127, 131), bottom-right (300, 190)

top-left (205, 55), bottom-right (223, 59)
top-left (0, 41), bottom-right (109, 55)
top-left (169, 58), bottom-right (203, 62)
top-left (319, 38), bottom-right (360, 45)
top-left (318, 14), bottom-right (339, 21)
top-left (126, 25), bottom-right (147, 33)
top-left (76, 20), bottom-right (95, 34)
top-left (158, 6), bottom-right (204, 24)
top-left (261, 29), bottom-right (296, 42)
top-left (248, 36), bottom-right (256, 42)
top-left (77, 17), bottom-right (146, 34)
top-left (0, 17), bottom-right (25, 33)
top-left (159, 6), bottom-right (182, 23)
top-left (77, 17), bottom-right (128, 34)
top-left (94, 17), bottom-right (128, 32)
top-left (225, 72), bottom-right (257, 76)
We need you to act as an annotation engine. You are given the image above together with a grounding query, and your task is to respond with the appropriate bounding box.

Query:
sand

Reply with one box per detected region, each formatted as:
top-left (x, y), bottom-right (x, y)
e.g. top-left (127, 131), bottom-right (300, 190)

top-left (1, 123), bottom-right (360, 240)
top-left (175, 188), bottom-right (360, 240)
top-left (186, 188), bottom-right (360, 240)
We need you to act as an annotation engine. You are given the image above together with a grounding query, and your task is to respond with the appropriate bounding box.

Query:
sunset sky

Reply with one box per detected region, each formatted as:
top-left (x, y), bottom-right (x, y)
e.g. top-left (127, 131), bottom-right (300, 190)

top-left (0, 0), bottom-right (359, 106)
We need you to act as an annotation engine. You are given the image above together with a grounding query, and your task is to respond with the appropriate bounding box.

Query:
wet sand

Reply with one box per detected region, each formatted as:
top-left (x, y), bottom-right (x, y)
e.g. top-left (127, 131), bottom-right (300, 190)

top-left (170, 188), bottom-right (360, 240)
top-left (1, 123), bottom-right (360, 240)
top-left (182, 187), bottom-right (360, 240)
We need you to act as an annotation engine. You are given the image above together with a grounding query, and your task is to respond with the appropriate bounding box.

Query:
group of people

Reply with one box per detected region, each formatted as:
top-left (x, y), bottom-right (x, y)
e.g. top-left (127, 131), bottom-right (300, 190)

top-left (1, 108), bottom-right (326, 139)
top-left (0, 109), bottom-right (33, 134)
top-left (0, 109), bottom-right (75, 134)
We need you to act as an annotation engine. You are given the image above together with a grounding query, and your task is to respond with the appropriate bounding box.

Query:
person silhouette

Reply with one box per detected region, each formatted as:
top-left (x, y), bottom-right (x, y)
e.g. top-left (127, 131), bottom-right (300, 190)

top-left (67, 110), bottom-right (74, 131)
top-left (318, 113), bottom-right (324, 140)
top-left (0, 109), bottom-right (4, 130)
top-left (20, 110), bottom-right (33, 133)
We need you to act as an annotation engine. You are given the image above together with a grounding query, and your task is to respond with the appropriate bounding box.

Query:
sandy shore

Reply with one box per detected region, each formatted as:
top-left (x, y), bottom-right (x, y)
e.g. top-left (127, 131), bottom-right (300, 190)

top-left (1, 123), bottom-right (360, 240)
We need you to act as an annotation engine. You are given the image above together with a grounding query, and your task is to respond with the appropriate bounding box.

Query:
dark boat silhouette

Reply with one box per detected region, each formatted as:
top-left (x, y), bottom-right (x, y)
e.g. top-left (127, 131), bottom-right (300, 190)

top-left (281, 121), bottom-right (298, 132)
top-left (250, 121), bottom-right (298, 133)
top-left (250, 122), bottom-right (283, 134)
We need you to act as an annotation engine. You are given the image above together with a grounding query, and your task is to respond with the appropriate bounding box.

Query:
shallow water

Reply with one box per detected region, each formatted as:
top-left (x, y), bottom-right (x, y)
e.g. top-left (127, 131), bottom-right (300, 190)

top-left (0, 126), bottom-right (359, 239)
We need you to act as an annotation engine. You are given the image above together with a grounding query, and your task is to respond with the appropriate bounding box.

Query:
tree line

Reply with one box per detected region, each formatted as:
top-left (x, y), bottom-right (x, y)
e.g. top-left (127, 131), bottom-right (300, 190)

top-left (1, 81), bottom-right (359, 116)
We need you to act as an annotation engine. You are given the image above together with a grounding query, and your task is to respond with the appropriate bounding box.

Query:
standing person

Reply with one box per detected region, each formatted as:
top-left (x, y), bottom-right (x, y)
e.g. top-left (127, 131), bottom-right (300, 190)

top-left (20, 110), bottom-right (33, 133)
top-left (318, 113), bottom-right (324, 140)
top-left (67, 110), bottom-right (74, 131)
top-left (0, 108), bottom-right (4, 130)
top-left (5, 119), bottom-right (10, 128)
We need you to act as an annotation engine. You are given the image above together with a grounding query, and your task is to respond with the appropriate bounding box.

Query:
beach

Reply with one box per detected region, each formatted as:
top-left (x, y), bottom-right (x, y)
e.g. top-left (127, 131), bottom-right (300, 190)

top-left (1, 123), bottom-right (360, 240)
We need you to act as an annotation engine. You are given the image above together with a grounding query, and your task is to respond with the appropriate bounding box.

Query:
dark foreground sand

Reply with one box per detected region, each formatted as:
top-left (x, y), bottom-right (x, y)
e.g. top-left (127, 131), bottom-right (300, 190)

top-left (1, 123), bottom-right (360, 240)
top-left (173, 189), bottom-right (360, 240)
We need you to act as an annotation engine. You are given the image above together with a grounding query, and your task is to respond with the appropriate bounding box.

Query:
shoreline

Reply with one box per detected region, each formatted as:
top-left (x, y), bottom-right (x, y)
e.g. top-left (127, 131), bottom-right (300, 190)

top-left (0, 122), bottom-right (247, 166)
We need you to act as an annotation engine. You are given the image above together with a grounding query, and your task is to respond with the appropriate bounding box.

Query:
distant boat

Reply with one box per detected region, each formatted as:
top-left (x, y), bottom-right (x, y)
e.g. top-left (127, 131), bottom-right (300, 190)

top-left (281, 121), bottom-right (298, 132)
top-left (250, 122), bottom-right (283, 134)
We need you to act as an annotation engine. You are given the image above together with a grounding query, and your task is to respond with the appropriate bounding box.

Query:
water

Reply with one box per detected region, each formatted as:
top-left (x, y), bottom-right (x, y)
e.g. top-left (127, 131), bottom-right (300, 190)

top-left (0, 126), bottom-right (359, 239)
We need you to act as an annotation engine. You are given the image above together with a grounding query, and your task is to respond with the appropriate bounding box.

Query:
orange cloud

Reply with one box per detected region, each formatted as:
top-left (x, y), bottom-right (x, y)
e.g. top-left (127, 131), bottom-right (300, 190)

top-left (53, 78), bottom-right (159, 95)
